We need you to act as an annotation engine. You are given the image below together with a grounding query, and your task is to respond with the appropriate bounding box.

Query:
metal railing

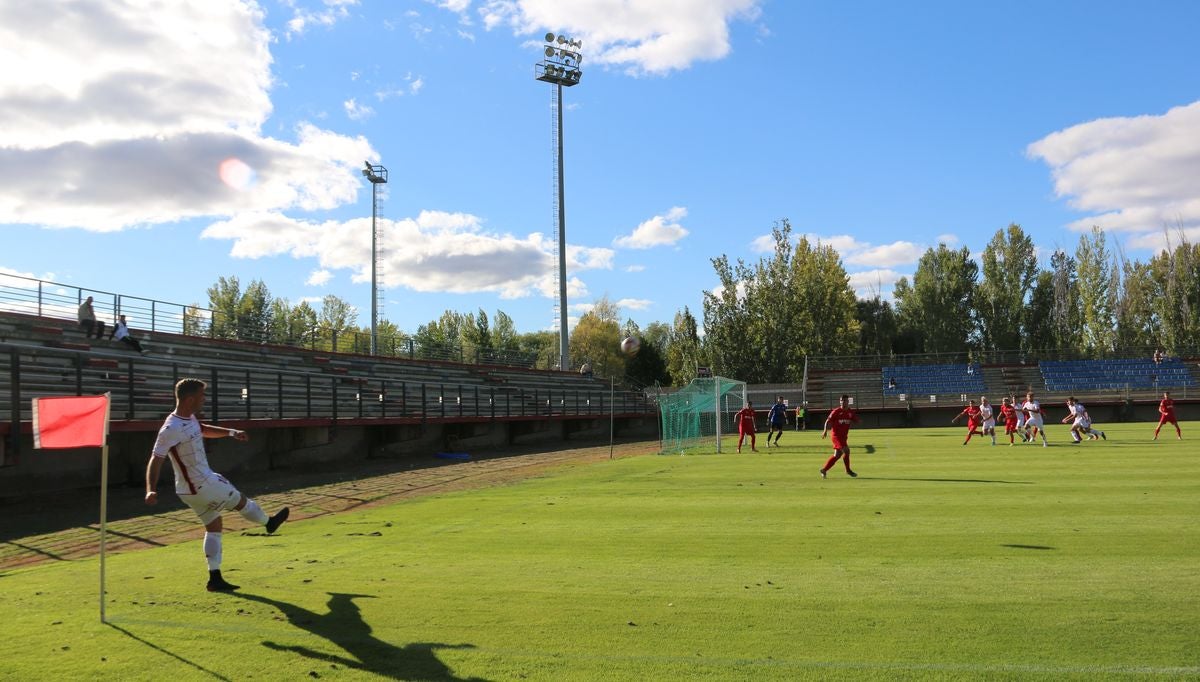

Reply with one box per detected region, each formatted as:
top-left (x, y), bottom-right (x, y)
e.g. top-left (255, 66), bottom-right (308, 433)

top-left (809, 346), bottom-right (1200, 371)
top-left (0, 272), bottom-right (541, 369)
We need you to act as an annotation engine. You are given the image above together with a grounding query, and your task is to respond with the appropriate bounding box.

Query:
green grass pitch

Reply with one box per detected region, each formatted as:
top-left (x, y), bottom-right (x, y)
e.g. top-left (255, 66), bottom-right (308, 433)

top-left (2, 423), bottom-right (1197, 680)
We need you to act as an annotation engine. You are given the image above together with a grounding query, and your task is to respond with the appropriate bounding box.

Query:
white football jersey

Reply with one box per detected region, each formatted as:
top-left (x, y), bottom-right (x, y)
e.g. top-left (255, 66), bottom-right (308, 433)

top-left (151, 413), bottom-right (217, 495)
top-left (1022, 400), bottom-right (1043, 422)
top-left (979, 404), bottom-right (993, 421)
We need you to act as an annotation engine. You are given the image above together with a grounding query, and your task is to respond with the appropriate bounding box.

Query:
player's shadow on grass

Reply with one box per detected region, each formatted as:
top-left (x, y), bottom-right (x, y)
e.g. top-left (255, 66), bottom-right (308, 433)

top-left (861, 477), bottom-right (1034, 484)
top-left (233, 591), bottom-right (487, 681)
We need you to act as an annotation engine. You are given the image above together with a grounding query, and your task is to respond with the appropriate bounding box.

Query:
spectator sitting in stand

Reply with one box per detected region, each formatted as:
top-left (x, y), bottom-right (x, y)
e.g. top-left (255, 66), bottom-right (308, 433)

top-left (77, 296), bottom-right (106, 339)
top-left (109, 315), bottom-right (147, 355)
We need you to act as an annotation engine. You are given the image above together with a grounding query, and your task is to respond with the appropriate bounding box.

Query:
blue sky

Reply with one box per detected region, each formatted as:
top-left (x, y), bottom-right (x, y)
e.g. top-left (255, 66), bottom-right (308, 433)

top-left (3, 0), bottom-right (1200, 336)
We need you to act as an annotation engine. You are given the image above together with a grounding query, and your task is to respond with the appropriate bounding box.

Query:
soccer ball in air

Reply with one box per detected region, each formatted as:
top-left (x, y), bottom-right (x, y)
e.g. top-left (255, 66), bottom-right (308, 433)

top-left (620, 336), bottom-right (640, 356)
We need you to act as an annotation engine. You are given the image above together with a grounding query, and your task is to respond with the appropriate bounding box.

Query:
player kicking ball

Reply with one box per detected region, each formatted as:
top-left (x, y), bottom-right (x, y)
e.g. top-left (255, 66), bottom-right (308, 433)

top-left (820, 394), bottom-right (860, 478)
top-left (145, 378), bottom-right (289, 592)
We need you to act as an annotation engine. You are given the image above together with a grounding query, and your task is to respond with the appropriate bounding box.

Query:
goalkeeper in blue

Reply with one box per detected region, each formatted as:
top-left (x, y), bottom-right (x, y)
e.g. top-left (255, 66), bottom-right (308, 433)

top-left (766, 396), bottom-right (788, 448)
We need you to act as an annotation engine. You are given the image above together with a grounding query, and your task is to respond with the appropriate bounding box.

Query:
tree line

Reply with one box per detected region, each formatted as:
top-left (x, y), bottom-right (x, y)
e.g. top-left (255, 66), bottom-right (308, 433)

top-left (189, 218), bottom-right (1198, 387)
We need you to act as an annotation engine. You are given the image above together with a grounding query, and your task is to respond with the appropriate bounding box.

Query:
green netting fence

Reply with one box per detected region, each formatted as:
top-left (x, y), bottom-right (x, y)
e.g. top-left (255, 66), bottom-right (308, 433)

top-left (658, 376), bottom-right (747, 454)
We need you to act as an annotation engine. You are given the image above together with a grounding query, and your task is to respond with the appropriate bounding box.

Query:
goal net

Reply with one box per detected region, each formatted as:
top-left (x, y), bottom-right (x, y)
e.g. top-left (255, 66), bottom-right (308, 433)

top-left (658, 376), bottom-right (747, 454)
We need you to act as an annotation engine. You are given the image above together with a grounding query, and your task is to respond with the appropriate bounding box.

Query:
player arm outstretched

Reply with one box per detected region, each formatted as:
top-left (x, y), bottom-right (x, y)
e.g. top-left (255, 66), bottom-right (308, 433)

top-left (201, 424), bottom-right (250, 441)
top-left (820, 416), bottom-right (831, 439)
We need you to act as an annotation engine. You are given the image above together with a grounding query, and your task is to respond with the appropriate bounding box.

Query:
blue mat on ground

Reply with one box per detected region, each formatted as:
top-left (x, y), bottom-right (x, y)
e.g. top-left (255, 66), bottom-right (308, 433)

top-left (435, 452), bottom-right (471, 461)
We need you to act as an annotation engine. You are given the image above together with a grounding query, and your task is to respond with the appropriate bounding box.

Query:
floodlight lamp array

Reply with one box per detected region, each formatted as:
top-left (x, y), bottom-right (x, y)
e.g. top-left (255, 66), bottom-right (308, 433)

top-left (536, 32), bottom-right (584, 86)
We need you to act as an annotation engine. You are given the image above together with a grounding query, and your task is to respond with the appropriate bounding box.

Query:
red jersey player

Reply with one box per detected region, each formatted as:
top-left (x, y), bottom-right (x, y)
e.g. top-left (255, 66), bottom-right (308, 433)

top-left (735, 401), bottom-right (758, 453)
top-left (951, 400), bottom-right (984, 445)
top-left (999, 397), bottom-right (1020, 445)
top-left (820, 394), bottom-right (860, 478)
top-left (1154, 391), bottom-right (1182, 440)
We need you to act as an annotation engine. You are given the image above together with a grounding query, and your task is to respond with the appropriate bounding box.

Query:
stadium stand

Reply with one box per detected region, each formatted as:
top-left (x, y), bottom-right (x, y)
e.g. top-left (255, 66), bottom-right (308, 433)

top-left (1039, 358), bottom-right (1197, 392)
top-left (882, 363), bottom-right (986, 397)
top-left (0, 310), bottom-right (645, 425)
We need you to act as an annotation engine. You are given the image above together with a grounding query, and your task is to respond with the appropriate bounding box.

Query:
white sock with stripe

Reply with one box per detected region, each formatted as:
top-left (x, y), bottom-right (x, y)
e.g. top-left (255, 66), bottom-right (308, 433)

top-left (239, 499), bottom-right (268, 525)
top-left (204, 532), bottom-right (222, 571)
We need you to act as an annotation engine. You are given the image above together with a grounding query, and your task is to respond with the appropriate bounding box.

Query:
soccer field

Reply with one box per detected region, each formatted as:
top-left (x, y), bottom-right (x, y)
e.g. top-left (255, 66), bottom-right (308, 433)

top-left (2, 424), bottom-right (1197, 681)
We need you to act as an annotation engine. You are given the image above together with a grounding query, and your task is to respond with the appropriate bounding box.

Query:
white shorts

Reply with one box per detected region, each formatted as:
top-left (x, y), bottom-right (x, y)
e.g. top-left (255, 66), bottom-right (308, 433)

top-left (1073, 417), bottom-right (1091, 429)
top-left (982, 418), bottom-right (996, 430)
top-left (178, 474), bottom-right (241, 525)
top-left (1027, 417), bottom-right (1044, 429)
top-left (1016, 416), bottom-right (1027, 427)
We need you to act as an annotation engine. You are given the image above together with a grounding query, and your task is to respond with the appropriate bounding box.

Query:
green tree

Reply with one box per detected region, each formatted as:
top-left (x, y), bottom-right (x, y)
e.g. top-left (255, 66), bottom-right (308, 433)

top-left (1023, 271), bottom-right (1056, 353)
top-left (978, 224), bottom-right (1038, 352)
top-left (1075, 226), bottom-right (1117, 353)
top-left (791, 234), bottom-right (860, 361)
top-left (462, 308), bottom-right (494, 363)
top-left (624, 338), bottom-right (670, 387)
top-left (702, 253), bottom-right (757, 381)
top-left (517, 330), bottom-right (559, 369)
top-left (1048, 250), bottom-right (1080, 351)
top-left (894, 244), bottom-right (978, 355)
top-left (288, 301), bottom-right (319, 349)
top-left (854, 295), bottom-right (897, 357)
top-left (413, 311), bottom-right (466, 360)
top-left (1148, 237), bottom-right (1200, 354)
top-left (570, 295), bottom-right (624, 378)
top-left (1114, 257), bottom-right (1157, 350)
top-left (182, 303), bottom-right (209, 337)
top-left (666, 306), bottom-right (702, 386)
top-left (206, 276), bottom-right (241, 340)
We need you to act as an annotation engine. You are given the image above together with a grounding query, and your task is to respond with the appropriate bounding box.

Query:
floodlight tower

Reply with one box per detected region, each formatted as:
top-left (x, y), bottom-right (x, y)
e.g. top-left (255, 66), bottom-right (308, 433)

top-left (536, 32), bottom-right (583, 372)
top-left (362, 160), bottom-right (388, 356)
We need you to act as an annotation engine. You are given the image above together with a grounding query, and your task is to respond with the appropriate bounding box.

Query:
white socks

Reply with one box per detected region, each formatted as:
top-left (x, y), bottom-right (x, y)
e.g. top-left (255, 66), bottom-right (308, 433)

top-left (239, 499), bottom-right (268, 525)
top-left (204, 532), bottom-right (222, 571)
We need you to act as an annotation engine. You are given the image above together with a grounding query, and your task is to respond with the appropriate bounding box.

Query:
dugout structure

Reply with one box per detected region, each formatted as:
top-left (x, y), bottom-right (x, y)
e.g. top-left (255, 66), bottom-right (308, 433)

top-left (658, 376), bottom-right (747, 454)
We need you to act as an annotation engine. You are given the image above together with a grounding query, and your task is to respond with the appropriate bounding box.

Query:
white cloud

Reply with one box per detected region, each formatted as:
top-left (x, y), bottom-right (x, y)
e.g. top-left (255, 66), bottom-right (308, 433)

top-left (0, 1), bottom-right (376, 232)
top-left (844, 241), bottom-right (924, 268)
top-left (458, 29), bottom-right (476, 41)
top-left (624, 264), bottom-right (645, 273)
top-left (847, 269), bottom-right (907, 300)
top-left (750, 234), bottom-right (775, 253)
top-left (202, 210), bottom-right (611, 300)
top-left (343, 98), bottom-right (375, 121)
top-left (936, 233), bottom-right (959, 246)
top-left (409, 77), bottom-right (425, 95)
top-left (306, 269), bottom-right (333, 286)
top-left (615, 297), bottom-right (652, 311)
top-left (285, 0), bottom-right (359, 39)
top-left (474, 0), bottom-right (763, 75)
top-left (1028, 100), bottom-right (1200, 246)
top-left (614, 207), bottom-right (689, 249)
top-left (569, 302), bottom-right (594, 314)
top-left (806, 233), bottom-right (868, 254)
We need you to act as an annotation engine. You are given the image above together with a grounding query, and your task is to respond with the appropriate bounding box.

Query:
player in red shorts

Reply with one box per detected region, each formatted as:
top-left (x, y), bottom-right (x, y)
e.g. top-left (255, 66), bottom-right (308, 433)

top-left (735, 401), bottom-right (758, 453)
top-left (820, 394), bottom-right (860, 478)
top-left (1154, 391), bottom-right (1182, 440)
top-left (999, 397), bottom-right (1020, 445)
top-left (951, 399), bottom-right (984, 445)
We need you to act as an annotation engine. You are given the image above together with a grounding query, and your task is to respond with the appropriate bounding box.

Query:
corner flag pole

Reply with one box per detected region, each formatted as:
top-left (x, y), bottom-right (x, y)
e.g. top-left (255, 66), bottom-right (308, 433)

top-left (30, 392), bottom-right (112, 623)
top-left (99, 394), bottom-right (112, 623)
top-left (609, 376), bottom-right (615, 460)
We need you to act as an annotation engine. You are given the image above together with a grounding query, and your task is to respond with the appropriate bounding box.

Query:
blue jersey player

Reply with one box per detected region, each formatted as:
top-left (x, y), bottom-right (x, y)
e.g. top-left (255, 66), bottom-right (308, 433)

top-left (766, 396), bottom-right (788, 448)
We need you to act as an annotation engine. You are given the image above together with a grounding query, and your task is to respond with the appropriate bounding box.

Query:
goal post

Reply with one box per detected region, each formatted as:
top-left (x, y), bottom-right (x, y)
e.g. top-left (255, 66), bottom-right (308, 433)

top-left (658, 376), bottom-right (747, 454)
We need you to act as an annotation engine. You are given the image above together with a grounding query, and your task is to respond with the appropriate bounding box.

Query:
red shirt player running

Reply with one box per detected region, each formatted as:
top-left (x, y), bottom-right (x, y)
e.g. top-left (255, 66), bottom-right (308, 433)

top-left (1154, 391), bottom-right (1182, 440)
top-left (820, 394), bottom-right (860, 478)
top-left (951, 400), bottom-right (984, 445)
top-left (735, 401), bottom-right (758, 453)
top-left (999, 398), bottom-right (1020, 445)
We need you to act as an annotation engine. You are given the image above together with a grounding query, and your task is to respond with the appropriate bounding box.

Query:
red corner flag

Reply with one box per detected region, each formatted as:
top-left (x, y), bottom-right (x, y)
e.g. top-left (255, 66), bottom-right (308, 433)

top-left (32, 394), bottom-right (111, 449)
